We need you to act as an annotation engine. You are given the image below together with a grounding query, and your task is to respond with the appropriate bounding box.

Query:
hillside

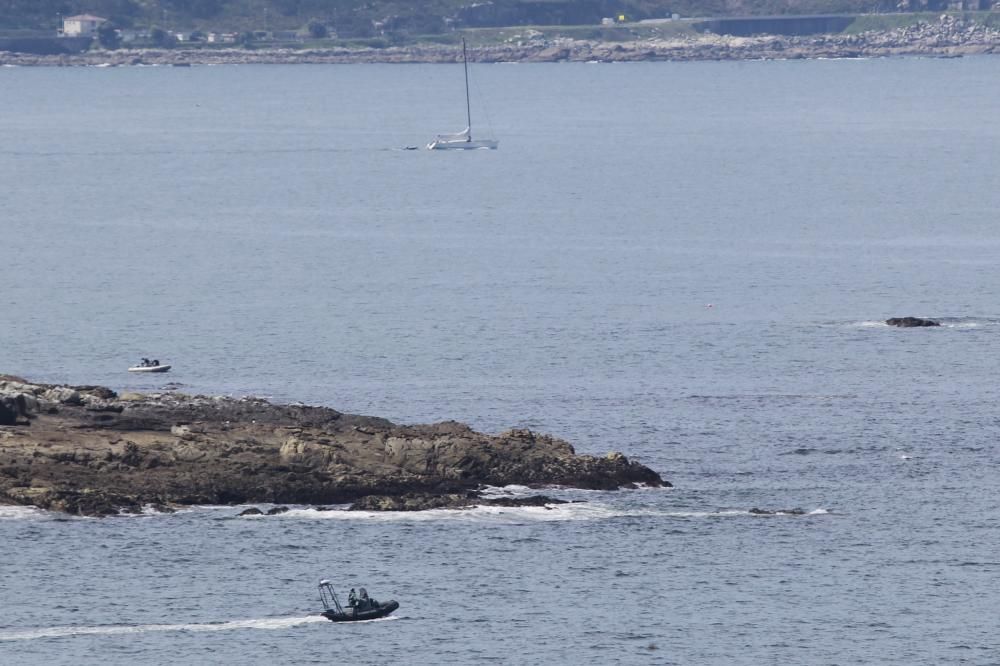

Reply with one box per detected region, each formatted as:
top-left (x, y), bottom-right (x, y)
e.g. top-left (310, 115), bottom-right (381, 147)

top-left (1, 0), bottom-right (989, 35)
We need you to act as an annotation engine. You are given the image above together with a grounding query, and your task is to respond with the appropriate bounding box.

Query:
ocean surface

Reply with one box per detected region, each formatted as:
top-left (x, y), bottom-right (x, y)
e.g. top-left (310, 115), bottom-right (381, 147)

top-left (2, 57), bottom-right (1000, 664)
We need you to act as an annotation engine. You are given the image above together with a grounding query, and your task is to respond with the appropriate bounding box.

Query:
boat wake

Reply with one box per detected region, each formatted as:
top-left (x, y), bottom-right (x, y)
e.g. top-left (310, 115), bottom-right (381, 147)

top-left (0, 615), bottom-right (327, 642)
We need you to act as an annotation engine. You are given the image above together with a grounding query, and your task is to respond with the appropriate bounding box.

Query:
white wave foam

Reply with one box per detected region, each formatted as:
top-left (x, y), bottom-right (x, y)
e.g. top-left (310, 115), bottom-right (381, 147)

top-left (280, 502), bottom-right (628, 524)
top-left (0, 615), bottom-right (326, 642)
top-left (853, 320), bottom-right (889, 328)
top-left (0, 505), bottom-right (52, 521)
top-left (278, 503), bottom-right (829, 523)
top-left (662, 508), bottom-right (830, 518)
top-left (479, 484), bottom-right (535, 498)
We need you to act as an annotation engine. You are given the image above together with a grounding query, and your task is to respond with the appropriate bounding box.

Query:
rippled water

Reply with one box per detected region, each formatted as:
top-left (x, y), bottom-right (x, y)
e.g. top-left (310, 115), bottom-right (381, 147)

top-left (2, 57), bottom-right (1000, 664)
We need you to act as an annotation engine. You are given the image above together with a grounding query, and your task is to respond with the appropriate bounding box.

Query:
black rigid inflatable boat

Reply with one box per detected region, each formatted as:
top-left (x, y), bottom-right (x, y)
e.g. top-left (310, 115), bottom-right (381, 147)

top-left (318, 580), bottom-right (399, 623)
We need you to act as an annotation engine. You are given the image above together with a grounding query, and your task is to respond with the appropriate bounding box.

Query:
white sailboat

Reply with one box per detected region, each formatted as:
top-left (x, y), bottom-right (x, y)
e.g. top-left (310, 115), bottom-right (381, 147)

top-left (427, 39), bottom-right (498, 150)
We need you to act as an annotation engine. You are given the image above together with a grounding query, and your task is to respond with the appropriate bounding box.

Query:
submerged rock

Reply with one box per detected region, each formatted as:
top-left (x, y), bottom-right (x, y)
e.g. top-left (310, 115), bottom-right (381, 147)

top-left (349, 492), bottom-right (570, 512)
top-left (886, 317), bottom-right (940, 327)
top-left (0, 377), bottom-right (666, 516)
top-left (749, 507), bottom-right (808, 516)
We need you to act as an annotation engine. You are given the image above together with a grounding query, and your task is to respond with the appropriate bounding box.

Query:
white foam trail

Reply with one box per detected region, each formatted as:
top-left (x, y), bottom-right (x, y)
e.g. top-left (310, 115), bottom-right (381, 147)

top-left (853, 320), bottom-right (889, 328)
top-left (0, 615), bottom-right (326, 642)
top-left (479, 484), bottom-right (535, 498)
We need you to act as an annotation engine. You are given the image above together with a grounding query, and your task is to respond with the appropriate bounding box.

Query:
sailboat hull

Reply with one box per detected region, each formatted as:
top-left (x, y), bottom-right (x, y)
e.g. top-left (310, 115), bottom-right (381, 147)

top-left (427, 139), bottom-right (499, 150)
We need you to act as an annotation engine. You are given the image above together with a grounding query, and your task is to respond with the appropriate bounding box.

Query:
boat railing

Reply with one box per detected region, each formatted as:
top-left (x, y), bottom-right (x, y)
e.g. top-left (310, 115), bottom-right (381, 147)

top-left (318, 580), bottom-right (345, 615)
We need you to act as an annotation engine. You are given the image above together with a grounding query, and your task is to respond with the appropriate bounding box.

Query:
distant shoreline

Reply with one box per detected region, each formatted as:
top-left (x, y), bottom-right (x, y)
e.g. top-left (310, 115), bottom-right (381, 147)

top-left (2, 15), bottom-right (998, 66)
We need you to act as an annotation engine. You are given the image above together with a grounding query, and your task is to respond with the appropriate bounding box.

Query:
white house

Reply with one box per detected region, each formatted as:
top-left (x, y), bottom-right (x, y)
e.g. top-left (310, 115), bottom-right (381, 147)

top-left (63, 14), bottom-right (106, 37)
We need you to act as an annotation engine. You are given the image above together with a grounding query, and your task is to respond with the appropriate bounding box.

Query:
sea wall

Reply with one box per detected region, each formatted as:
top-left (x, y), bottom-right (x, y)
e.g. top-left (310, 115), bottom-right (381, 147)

top-left (694, 15), bottom-right (857, 36)
top-left (0, 35), bottom-right (91, 55)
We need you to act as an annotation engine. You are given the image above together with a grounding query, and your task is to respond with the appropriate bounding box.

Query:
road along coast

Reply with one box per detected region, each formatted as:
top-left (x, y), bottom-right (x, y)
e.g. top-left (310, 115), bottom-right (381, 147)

top-left (0, 376), bottom-right (665, 516)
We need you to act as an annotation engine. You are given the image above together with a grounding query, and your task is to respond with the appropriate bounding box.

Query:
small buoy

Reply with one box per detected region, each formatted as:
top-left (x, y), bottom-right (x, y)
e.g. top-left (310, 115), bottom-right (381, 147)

top-left (705, 303), bottom-right (714, 308)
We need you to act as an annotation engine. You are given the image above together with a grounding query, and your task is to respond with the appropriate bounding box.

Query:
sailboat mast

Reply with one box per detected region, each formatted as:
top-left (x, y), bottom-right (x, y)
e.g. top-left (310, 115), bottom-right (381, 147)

top-left (462, 38), bottom-right (472, 140)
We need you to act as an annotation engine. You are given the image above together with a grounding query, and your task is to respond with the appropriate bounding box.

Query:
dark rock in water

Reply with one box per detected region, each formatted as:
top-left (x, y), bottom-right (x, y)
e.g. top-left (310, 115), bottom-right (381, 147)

top-left (749, 507), bottom-right (808, 515)
top-left (2, 488), bottom-right (141, 517)
top-left (238, 507), bottom-right (264, 516)
top-left (350, 492), bottom-right (475, 511)
top-left (485, 495), bottom-right (569, 508)
top-left (266, 506), bottom-right (289, 515)
top-left (349, 492), bottom-right (569, 512)
top-left (886, 317), bottom-right (940, 328)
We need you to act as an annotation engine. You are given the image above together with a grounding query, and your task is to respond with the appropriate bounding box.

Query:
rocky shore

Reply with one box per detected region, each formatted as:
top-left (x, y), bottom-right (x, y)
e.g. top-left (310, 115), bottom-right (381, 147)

top-left (1, 16), bottom-right (996, 66)
top-left (0, 376), bottom-right (664, 516)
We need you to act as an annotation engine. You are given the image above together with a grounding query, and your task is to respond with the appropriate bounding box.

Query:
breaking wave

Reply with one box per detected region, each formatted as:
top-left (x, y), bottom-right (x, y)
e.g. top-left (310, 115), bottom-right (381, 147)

top-left (0, 505), bottom-right (54, 521)
top-left (270, 503), bottom-right (831, 523)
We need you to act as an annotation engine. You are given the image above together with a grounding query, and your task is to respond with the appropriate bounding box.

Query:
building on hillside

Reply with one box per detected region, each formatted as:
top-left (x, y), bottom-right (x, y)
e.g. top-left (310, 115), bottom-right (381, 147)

top-left (62, 15), bottom-right (106, 37)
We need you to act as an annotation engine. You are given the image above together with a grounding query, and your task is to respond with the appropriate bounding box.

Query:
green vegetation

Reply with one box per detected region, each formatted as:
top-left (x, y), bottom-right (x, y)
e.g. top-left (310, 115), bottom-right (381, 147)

top-left (1, 1), bottom-right (996, 45)
top-left (2, 0), bottom-right (984, 34)
top-left (96, 19), bottom-right (120, 47)
top-left (846, 10), bottom-right (1000, 33)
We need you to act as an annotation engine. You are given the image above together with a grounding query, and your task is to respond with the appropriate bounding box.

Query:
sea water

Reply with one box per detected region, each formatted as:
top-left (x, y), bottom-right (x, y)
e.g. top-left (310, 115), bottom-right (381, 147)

top-left (1, 57), bottom-right (1000, 664)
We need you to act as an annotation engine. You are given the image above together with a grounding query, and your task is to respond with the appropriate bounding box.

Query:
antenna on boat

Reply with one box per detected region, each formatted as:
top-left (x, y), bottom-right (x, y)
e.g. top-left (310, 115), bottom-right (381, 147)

top-left (463, 38), bottom-right (472, 141)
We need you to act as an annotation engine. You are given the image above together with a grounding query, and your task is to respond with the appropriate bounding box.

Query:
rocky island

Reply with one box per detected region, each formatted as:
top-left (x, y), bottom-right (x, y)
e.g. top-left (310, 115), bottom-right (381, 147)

top-left (0, 376), bottom-right (665, 516)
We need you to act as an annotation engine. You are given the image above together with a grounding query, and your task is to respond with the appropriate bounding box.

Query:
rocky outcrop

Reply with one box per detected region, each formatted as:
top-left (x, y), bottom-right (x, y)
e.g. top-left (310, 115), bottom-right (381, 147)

top-left (0, 377), bottom-right (665, 516)
top-left (886, 316), bottom-right (940, 327)
top-left (348, 492), bottom-right (569, 511)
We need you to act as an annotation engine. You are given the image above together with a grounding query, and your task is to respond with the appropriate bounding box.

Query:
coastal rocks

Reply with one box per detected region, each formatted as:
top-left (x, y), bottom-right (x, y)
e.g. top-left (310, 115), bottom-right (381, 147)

top-left (3, 487), bottom-right (143, 517)
top-left (886, 317), bottom-right (940, 327)
top-left (349, 492), bottom-right (569, 511)
top-left (0, 377), bottom-right (665, 516)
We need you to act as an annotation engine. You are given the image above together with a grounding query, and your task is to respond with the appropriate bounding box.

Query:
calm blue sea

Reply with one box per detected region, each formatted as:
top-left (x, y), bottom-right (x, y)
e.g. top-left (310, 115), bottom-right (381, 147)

top-left (2, 57), bottom-right (1000, 665)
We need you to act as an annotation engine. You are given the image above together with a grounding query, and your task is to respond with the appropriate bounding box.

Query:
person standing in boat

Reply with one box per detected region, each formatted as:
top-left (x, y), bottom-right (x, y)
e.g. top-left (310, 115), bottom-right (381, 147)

top-left (348, 588), bottom-right (357, 608)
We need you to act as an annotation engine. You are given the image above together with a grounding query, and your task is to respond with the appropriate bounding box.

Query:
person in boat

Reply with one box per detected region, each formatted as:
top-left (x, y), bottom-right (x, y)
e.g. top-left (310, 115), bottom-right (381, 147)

top-left (141, 358), bottom-right (150, 367)
top-left (348, 588), bottom-right (357, 608)
top-left (152, 359), bottom-right (159, 366)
